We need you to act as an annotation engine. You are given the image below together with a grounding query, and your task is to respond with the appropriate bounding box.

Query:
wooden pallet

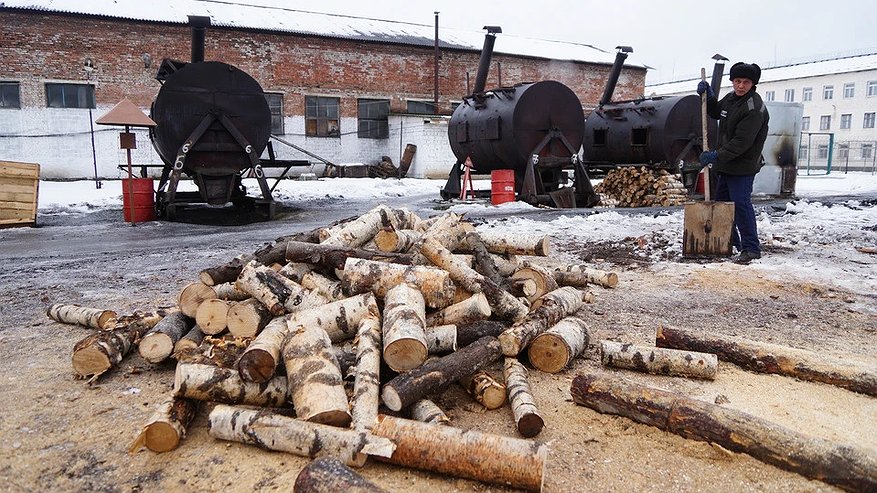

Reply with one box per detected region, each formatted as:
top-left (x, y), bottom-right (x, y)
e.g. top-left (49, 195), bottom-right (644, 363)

top-left (0, 161), bottom-right (40, 228)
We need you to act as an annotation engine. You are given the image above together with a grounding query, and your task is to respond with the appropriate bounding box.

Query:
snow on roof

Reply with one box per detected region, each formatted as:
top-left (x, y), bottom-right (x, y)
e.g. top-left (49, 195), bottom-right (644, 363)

top-left (1, 0), bottom-right (636, 67)
top-left (647, 52), bottom-right (877, 95)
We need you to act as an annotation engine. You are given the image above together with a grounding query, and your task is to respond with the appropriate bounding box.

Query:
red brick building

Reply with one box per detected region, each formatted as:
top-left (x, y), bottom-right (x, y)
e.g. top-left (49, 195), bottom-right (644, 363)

top-left (0, 1), bottom-right (646, 179)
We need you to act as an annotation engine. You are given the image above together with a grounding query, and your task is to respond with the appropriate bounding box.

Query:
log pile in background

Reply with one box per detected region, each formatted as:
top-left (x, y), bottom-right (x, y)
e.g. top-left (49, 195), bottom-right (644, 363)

top-left (594, 166), bottom-right (688, 208)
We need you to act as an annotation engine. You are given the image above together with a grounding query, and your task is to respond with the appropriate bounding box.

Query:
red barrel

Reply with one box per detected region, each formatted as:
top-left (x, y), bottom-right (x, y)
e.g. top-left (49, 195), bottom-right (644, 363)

top-left (121, 178), bottom-right (156, 222)
top-left (491, 169), bottom-right (516, 205)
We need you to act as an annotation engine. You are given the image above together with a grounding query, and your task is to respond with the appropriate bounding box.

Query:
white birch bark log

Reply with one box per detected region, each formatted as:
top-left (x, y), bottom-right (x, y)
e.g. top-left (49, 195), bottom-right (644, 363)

top-left (211, 282), bottom-right (250, 301)
top-left (138, 312), bottom-right (195, 363)
top-left (511, 263), bottom-right (559, 303)
top-left (553, 264), bottom-right (618, 288)
top-left (528, 316), bottom-right (590, 373)
top-left (208, 405), bottom-right (395, 467)
top-left (47, 303), bottom-right (117, 329)
top-left (128, 396), bottom-right (197, 453)
top-left (277, 261), bottom-right (315, 283)
top-left (301, 271), bottom-right (345, 302)
top-left (350, 316), bottom-right (382, 431)
top-left (174, 362), bottom-right (289, 406)
top-left (283, 325), bottom-right (351, 426)
top-left (341, 257), bottom-right (456, 309)
top-left (424, 324), bottom-right (457, 354)
top-left (374, 228), bottom-right (420, 253)
top-left (460, 371), bottom-right (506, 410)
top-left (173, 325), bottom-right (205, 357)
top-left (499, 286), bottom-right (584, 356)
top-left (471, 229), bottom-right (551, 256)
top-left (382, 284), bottom-right (428, 372)
top-left (601, 341), bottom-right (718, 380)
top-left (71, 312), bottom-right (164, 378)
top-left (503, 357), bottom-right (544, 438)
top-left (409, 399), bottom-right (450, 425)
top-left (425, 292), bottom-right (491, 327)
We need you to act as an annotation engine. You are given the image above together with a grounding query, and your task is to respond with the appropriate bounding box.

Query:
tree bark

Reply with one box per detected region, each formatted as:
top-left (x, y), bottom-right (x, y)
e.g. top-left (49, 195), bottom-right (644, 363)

top-left (208, 405), bottom-right (395, 467)
top-left (293, 457), bottom-right (388, 493)
top-left (499, 286), bottom-right (584, 356)
top-left (300, 271), bottom-right (345, 302)
top-left (460, 371), bottom-right (506, 410)
top-left (48, 303), bottom-right (117, 329)
top-left (381, 336), bottom-right (502, 412)
top-left (236, 260), bottom-right (327, 316)
top-left (409, 399), bottom-right (450, 425)
top-left (601, 340), bottom-right (718, 380)
top-left (178, 282), bottom-right (217, 318)
top-left (277, 261), bottom-right (315, 283)
top-left (128, 396), bottom-right (197, 453)
top-left (408, 213), bottom-right (474, 265)
top-left (138, 312), bottom-right (195, 364)
top-left (504, 357), bottom-right (544, 437)
top-left (71, 311), bottom-right (165, 378)
top-left (321, 205), bottom-right (420, 248)
top-left (351, 315), bottom-right (382, 431)
top-left (553, 264), bottom-right (618, 289)
top-left (283, 326), bottom-right (351, 427)
top-left (425, 324), bottom-right (457, 354)
top-left (511, 263), bottom-right (559, 303)
top-left (374, 228), bottom-right (420, 253)
top-left (570, 372), bottom-right (877, 493)
top-left (199, 255), bottom-right (251, 287)
top-left (464, 231), bottom-right (505, 286)
top-left (456, 320), bottom-right (508, 347)
top-left (425, 292), bottom-right (491, 327)
top-left (382, 284), bottom-right (428, 372)
top-left (211, 282), bottom-right (250, 301)
top-left (226, 298), bottom-right (273, 338)
top-left (194, 298), bottom-right (230, 335)
top-left (470, 229), bottom-right (550, 256)
top-left (418, 238), bottom-right (528, 322)
top-left (173, 362), bottom-right (288, 407)
top-left (341, 257), bottom-right (456, 309)
top-left (656, 325), bottom-right (877, 395)
top-left (173, 325), bottom-right (205, 358)
top-left (287, 240), bottom-right (412, 271)
top-left (528, 316), bottom-right (590, 373)
top-left (371, 414), bottom-right (547, 493)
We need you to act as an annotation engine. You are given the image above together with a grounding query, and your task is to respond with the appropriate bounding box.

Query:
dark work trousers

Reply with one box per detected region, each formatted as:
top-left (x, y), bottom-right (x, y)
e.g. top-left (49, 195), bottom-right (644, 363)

top-left (714, 172), bottom-right (760, 254)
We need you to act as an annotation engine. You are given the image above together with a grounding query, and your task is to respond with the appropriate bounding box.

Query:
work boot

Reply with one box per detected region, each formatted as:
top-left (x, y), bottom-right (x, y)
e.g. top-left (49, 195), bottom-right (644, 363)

top-left (733, 250), bottom-right (762, 264)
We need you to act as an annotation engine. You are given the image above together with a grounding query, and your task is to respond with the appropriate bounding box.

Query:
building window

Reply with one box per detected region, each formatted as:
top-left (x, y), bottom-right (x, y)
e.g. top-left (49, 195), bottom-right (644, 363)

top-left (799, 145), bottom-right (808, 159)
top-left (357, 98), bottom-right (389, 139)
top-left (843, 83), bottom-right (855, 99)
top-left (868, 81), bottom-right (877, 97)
top-left (862, 143), bottom-right (873, 159)
top-left (802, 87), bottom-right (813, 101)
top-left (764, 90), bottom-right (775, 102)
top-left (406, 100), bottom-right (436, 115)
top-left (837, 143), bottom-right (849, 158)
top-left (817, 145), bottom-right (828, 159)
top-left (0, 81), bottom-right (21, 108)
top-left (801, 116), bottom-right (810, 131)
top-left (45, 83), bottom-right (95, 108)
top-left (865, 112), bottom-right (876, 129)
top-left (784, 89), bottom-right (795, 102)
top-left (264, 93), bottom-right (284, 135)
top-left (823, 85), bottom-right (834, 100)
top-left (840, 114), bottom-right (852, 130)
top-left (819, 115), bottom-right (831, 130)
top-left (305, 96), bottom-right (340, 137)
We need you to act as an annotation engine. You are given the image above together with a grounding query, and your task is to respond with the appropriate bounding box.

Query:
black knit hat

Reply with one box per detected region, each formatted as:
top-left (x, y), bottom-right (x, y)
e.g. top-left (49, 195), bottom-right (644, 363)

top-left (729, 62), bottom-right (761, 84)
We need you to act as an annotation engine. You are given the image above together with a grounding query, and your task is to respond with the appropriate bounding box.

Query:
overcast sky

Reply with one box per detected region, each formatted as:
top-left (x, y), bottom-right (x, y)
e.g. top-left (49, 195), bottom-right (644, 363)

top-left (251, 0), bottom-right (877, 85)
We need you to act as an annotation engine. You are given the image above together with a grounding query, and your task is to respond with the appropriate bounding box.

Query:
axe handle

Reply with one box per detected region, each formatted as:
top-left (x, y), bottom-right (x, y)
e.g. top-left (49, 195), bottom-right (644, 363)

top-left (701, 67), bottom-right (711, 202)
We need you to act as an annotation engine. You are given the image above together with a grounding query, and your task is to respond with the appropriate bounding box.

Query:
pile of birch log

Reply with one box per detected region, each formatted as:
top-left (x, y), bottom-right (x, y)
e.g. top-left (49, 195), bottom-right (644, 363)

top-left (49, 204), bottom-right (624, 492)
top-left (595, 166), bottom-right (688, 207)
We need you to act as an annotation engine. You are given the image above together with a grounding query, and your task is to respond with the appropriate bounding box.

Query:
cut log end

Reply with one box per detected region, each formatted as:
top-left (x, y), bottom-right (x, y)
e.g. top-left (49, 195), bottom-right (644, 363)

top-left (142, 422), bottom-right (180, 452)
top-left (71, 346), bottom-right (111, 377)
top-left (138, 333), bottom-right (174, 364)
top-left (528, 333), bottom-right (571, 373)
top-left (381, 386), bottom-right (403, 412)
top-left (517, 413), bottom-right (545, 438)
top-left (383, 338), bottom-right (428, 373)
top-left (237, 349), bottom-right (276, 383)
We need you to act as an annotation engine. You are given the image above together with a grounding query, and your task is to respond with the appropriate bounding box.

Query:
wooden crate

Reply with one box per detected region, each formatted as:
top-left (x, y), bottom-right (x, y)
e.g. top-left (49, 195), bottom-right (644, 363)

top-left (0, 161), bottom-right (40, 228)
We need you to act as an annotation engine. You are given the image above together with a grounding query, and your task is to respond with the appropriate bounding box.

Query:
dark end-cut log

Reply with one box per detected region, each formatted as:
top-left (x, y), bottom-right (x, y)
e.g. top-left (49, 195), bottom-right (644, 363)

top-left (293, 457), bottom-right (388, 493)
top-left (286, 240), bottom-right (412, 271)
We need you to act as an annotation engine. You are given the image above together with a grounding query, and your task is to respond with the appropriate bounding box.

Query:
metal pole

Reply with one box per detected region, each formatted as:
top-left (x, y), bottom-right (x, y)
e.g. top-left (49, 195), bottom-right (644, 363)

top-left (433, 11), bottom-right (439, 111)
top-left (399, 120), bottom-right (403, 168)
top-left (88, 103), bottom-right (100, 189)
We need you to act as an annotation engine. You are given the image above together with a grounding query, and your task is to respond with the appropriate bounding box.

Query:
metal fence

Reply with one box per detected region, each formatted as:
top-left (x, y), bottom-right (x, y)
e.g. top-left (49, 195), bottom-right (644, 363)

top-left (798, 133), bottom-right (877, 174)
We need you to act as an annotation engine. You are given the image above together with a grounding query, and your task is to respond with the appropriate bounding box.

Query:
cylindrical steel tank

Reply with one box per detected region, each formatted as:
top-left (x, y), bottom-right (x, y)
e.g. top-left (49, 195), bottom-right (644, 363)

top-left (448, 80), bottom-right (585, 174)
top-left (582, 95), bottom-right (711, 165)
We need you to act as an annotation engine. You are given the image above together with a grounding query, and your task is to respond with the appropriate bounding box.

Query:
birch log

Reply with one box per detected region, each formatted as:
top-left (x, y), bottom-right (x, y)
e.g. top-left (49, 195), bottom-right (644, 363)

top-left (293, 457), bottom-right (388, 493)
top-left (656, 325), bottom-right (877, 395)
top-left (71, 312), bottom-right (165, 378)
top-left (300, 271), bottom-right (345, 302)
top-left (237, 294), bottom-right (379, 383)
top-left (236, 261), bottom-right (327, 316)
top-left (174, 362), bottom-right (288, 407)
top-left (283, 325), bottom-right (351, 426)
top-left (173, 325), bottom-right (205, 357)
top-left (425, 324), bottom-right (457, 354)
top-left (226, 299), bottom-right (273, 338)
top-left (504, 357), bottom-right (544, 437)
top-left (601, 341), bottom-right (718, 380)
top-left (511, 263), bottom-right (559, 303)
top-left (570, 373), bottom-right (877, 493)
top-left (341, 257), bottom-right (456, 309)
top-left (351, 316), bottom-right (382, 431)
top-left (381, 336), bottom-right (502, 411)
top-left (48, 303), bottom-right (117, 329)
top-left (464, 231), bottom-right (504, 286)
top-left (321, 204), bottom-right (417, 248)
top-left (408, 213), bottom-right (473, 265)
top-left (194, 298), bottom-right (230, 335)
top-left (178, 282), bottom-right (217, 317)
top-left (554, 264), bottom-right (618, 288)
top-left (371, 415), bottom-right (547, 493)
top-left (212, 282), bottom-right (250, 301)
top-left (418, 238), bottom-right (528, 322)
top-left (456, 320), bottom-right (508, 347)
top-left (460, 371), bottom-right (506, 410)
top-left (425, 292), bottom-right (491, 327)
top-left (499, 286), bottom-right (584, 356)
top-left (277, 261), bottom-right (314, 283)
top-left (374, 228), bottom-right (420, 253)
top-left (470, 229), bottom-right (550, 256)
top-left (382, 284), bottom-right (428, 372)
top-left (129, 397), bottom-right (198, 453)
top-left (286, 240), bottom-right (412, 271)
top-left (528, 316), bottom-right (590, 373)
top-left (138, 312), bottom-right (195, 363)
top-left (409, 399), bottom-right (450, 425)
top-left (208, 405), bottom-right (395, 467)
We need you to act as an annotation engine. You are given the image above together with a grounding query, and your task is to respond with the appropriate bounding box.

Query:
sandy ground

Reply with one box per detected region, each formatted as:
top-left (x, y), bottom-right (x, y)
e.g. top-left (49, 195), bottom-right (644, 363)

top-left (0, 197), bottom-right (875, 493)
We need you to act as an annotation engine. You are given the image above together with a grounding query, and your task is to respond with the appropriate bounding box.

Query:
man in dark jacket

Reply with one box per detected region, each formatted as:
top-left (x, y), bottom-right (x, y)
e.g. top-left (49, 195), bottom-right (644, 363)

top-left (697, 62), bottom-right (770, 263)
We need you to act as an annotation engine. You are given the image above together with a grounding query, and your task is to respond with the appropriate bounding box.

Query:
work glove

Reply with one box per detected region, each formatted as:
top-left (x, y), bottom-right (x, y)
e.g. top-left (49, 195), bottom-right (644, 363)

top-left (699, 151), bottom-right (718, 166)
top-left (696, 80), bottom-right (714, 98)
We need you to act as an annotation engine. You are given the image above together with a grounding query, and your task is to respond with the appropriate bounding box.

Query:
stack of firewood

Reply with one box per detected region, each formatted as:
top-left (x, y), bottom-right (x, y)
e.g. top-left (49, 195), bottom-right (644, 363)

top-left (48, 204), bottom-right (623, 492)
top-left (595, 166), bottom-right (688, 207)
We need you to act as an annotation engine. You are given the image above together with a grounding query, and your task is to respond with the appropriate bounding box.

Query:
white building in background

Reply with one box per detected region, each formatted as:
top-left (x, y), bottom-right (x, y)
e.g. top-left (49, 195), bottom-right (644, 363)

top-left (647, 52), bottom-right (877, 173)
